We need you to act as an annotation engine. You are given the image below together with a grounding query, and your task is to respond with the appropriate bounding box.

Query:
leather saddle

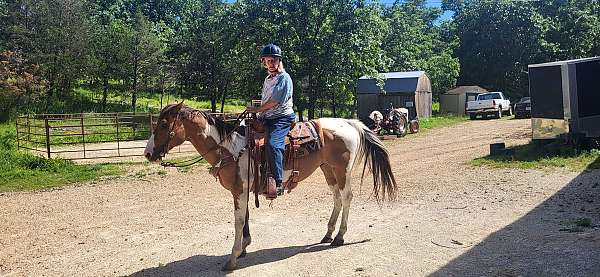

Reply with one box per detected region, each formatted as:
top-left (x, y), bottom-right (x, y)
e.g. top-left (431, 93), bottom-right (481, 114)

top-left (246, 119), bottom-right (323, 202)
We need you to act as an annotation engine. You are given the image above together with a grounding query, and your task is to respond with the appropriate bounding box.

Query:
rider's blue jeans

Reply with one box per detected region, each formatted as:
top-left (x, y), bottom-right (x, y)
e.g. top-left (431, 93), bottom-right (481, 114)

top-left (264, 113), bottom-right (296, 185)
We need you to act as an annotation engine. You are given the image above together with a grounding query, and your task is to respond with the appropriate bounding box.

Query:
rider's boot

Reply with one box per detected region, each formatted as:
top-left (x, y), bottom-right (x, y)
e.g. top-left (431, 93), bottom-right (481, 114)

top-left (276, 181), bottom-right (284, 196)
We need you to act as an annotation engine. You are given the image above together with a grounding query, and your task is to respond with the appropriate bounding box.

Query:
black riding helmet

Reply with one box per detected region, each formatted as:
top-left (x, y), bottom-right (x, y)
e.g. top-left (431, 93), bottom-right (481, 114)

top-left (260, 43), bottom-right (282, 58)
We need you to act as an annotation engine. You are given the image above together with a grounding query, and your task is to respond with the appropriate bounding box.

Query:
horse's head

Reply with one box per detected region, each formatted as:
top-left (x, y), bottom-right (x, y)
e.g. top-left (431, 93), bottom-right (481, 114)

top-left (144, 102), bottom-right (187, 162)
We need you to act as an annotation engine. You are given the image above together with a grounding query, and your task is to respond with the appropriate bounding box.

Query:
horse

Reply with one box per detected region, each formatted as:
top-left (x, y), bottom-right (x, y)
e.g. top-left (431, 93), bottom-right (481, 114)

top-left (144, 102), bottom-right (398, 271)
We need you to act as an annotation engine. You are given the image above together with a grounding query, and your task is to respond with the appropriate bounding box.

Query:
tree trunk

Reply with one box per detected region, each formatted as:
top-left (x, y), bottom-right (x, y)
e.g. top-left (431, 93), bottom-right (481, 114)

top-left (331, 89), bottom-right (336, 117)
top-left (132, 57), bottom-right (138, 113)
top-left (308, 75), bottom-right (315, 120)
top-left (220, 81), bottom-right (229, 114)
top-left (102, 76), bottom-right (108, 113)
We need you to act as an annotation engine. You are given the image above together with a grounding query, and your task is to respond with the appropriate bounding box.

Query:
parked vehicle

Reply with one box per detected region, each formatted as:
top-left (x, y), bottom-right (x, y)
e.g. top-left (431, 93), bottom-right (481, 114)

top-left (513, 97), bottom-right (531, 119)
top-left (466, 92), bottom-right (512, 119)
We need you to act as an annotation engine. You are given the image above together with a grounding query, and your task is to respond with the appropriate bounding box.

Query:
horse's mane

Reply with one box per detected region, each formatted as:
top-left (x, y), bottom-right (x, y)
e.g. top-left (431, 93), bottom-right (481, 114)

top-left (196, 109), bottom-right (236, 141)
top-left (159, 104), bottom-right (237, 142)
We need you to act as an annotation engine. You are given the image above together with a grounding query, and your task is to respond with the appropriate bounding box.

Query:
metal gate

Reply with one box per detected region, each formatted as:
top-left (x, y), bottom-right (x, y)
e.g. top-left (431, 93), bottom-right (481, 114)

top-left (14, 112), bottom-right (193, 160)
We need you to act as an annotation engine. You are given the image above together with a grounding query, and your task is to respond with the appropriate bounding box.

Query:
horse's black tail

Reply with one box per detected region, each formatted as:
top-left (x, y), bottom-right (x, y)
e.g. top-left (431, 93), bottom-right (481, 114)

top-left (346, 119), bottom-right (398, 202)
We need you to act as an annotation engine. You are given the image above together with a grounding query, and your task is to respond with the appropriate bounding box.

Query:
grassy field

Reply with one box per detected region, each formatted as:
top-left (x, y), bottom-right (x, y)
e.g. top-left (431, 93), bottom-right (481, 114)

top-left (0, 122), bottom-right (125, 192)
top-left (74, 87), bottom-right (247, 113)
top-left (471, 140), bottom-right (600, 171)
top-left (418, 115), bottom-right (469, 131)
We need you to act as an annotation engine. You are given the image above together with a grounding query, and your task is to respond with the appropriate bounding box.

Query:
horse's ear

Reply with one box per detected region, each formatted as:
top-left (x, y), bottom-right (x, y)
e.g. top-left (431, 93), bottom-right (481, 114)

top-left (172, 101), bottom-right (184, 113)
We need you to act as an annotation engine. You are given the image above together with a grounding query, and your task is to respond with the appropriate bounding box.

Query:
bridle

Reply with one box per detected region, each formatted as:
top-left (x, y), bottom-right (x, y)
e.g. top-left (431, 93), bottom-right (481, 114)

top-left (155, 111), bottom-right (181, 159)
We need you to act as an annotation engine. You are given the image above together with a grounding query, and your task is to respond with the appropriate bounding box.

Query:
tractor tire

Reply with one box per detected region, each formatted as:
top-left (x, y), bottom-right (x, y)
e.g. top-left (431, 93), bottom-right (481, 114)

top-left (409, 120), bottom-right (419, 133)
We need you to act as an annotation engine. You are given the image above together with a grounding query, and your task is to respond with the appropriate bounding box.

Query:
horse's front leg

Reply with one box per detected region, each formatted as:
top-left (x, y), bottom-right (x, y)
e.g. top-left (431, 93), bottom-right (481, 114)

top-left (222, 190), bottom-right (248, 271)
top-left (239, 208), bottom-right (251, 257)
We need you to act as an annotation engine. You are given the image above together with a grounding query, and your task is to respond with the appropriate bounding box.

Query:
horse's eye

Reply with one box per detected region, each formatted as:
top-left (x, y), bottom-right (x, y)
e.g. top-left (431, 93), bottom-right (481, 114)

top-left (160, 122), bottom-right (168, 129)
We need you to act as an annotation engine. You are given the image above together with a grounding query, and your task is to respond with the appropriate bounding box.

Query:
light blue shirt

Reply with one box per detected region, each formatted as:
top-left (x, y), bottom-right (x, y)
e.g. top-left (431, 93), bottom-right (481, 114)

top-left (261, 71), bottom-right (294, 119)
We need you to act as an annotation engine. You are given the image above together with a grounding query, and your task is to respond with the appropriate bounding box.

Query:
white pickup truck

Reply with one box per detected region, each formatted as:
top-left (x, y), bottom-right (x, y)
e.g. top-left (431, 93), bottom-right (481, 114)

top-left (466, 92), bottom-right (512, 119)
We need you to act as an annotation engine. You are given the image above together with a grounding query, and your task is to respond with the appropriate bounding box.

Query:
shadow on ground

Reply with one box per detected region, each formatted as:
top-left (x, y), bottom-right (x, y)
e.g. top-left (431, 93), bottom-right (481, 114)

top-left (430, 157), bottom-right (600, 277)
top-left (130, 239), bottom-right (370, 277)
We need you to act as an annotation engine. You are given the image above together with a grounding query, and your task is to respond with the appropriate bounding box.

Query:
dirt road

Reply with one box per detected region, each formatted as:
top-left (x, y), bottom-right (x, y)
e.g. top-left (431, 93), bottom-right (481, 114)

top-left (1, 118), bottom-right (599, 277)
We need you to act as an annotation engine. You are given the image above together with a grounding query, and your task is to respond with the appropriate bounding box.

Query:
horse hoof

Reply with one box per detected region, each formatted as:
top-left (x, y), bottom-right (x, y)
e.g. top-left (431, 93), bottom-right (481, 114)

top-left (221, 260), bottom-right (237, 271)
top-left (238, 250), bottom-right (247, 258)
top-left (320, 236), bottom-right (333, 243)
top-left (331, 237), bottom-right (344, 246)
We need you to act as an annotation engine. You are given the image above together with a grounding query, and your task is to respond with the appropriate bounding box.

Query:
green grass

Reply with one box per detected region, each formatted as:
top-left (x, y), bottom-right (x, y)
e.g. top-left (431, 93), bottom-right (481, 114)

top-left (432, 102), bottom-right (440, 113)
top-left (0, 121), bottom-right (125, 192)
top-left (74, 87), bottom-right (247, 113)
top-left (470, 140), bottom-right (600, 171)
top-left (418, 115), bottom-right (469, 131)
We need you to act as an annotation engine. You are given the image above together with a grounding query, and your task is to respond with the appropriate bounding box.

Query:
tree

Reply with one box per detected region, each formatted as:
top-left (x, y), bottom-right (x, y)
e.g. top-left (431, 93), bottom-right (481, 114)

top-left (0, 50), bottom-right (47, 120)
top-left (448, 0), bottom-right (551, 99)
top-left (125, 11), bottom-right (163, 112)
top-left (175, 0), bottom-right (236, 112)
top-left (536, 0), bottom-right (600, 60)
top-left (237, 0), bottom-right (388, 119)
top-left (383, 0), bottom-right (459, 100)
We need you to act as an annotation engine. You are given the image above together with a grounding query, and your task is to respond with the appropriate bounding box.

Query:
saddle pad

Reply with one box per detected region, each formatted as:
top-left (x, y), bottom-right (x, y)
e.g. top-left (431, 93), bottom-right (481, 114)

top-left (253, 120), bottom-right (322, 148)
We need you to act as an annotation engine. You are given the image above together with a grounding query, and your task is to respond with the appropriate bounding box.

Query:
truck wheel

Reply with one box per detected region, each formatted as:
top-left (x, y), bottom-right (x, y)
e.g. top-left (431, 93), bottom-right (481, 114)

top-left (469, 113), bottom-right (476, 120)
top-left (496, 107), bottom-right (502, 119)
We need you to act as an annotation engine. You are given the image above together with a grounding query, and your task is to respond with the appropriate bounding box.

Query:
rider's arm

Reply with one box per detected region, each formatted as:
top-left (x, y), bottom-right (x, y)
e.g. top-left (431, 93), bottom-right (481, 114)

top-left (247, 99), bottom-right (278, 113)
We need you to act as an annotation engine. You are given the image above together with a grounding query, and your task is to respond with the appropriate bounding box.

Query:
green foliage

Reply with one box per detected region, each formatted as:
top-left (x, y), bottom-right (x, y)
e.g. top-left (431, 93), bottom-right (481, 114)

top-left (448, 0), bottom-right (600, 100)
top-left (382, 1), bottom-right (459, 101)
top-left (471, 141), bottom-right (600, 171)
top-left (418, 115), bottom-right (468, 130)
top-left (1, 0), bottom-right (599, 120)
top-left (0, 51), bottom-right (47, 121)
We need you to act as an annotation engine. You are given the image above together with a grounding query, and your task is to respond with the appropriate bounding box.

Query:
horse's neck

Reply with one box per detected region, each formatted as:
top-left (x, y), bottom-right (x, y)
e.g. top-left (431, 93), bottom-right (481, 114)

top-left (185, 119), bottom-right (247, 164)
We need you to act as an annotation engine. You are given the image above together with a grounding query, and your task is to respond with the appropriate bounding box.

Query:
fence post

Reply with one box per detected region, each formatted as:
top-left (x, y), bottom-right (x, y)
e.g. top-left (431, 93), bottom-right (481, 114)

top-left (15, 117), bottom-right (20, 150)
top-left (116, 113), bottom-right (121, 156)
top-left (44, 117), bottom-right (51, 159)
top-left (81, 114), bottom-right (86, 159)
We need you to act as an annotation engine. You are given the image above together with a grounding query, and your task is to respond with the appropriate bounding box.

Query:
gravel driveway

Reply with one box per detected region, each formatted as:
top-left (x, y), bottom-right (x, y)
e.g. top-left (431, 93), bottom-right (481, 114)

top-left (1, 118), bottom-right (599, 277)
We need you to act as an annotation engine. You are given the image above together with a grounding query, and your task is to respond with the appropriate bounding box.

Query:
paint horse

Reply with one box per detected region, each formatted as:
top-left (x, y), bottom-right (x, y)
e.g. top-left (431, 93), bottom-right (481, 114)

top-left (144, 102), bottom-right (398, 271)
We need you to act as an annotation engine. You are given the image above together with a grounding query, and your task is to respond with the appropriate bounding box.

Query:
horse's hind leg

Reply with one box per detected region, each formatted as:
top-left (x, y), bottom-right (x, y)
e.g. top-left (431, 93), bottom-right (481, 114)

top-left (320, 164), bottom-right (342, 244)
top-left (332, 169), bottom-right (353, 246)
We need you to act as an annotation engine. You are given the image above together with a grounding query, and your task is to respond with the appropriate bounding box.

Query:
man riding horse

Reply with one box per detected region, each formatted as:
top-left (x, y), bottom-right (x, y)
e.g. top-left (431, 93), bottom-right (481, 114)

top-left (246, 43), bottom-right (295, 197)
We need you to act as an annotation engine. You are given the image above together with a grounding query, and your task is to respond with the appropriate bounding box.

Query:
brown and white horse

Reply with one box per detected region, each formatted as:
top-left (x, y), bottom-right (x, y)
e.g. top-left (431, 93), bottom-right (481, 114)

top-left (144, 102), bottom-right (397, 270)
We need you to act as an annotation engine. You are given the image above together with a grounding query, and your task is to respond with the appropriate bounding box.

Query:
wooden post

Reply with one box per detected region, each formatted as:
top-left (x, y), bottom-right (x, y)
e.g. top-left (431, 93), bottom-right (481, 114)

top-left (116, 113), bottom-right (121, 156)
top-left (81, 114), bottom-right (86, 159)
top-left (44, 117), bottom-right (51, 159)
top-left (27, 115), bottom-right (31, 145)
top-left (15, 118), bottom-right (19, 150)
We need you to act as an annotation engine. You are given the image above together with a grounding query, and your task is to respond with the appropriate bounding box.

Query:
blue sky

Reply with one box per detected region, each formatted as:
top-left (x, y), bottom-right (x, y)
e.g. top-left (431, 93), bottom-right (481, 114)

top-left (380, 0), bottom-right (454, 22)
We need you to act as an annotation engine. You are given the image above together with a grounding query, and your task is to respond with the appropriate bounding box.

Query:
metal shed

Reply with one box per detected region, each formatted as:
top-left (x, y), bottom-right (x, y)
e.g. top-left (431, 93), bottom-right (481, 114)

top-left (528, 56), bottom-right (600, 139)
top-left (356, 71), bottom-right (432, 120)
top-left (440, 85), bottom-right (488, 116)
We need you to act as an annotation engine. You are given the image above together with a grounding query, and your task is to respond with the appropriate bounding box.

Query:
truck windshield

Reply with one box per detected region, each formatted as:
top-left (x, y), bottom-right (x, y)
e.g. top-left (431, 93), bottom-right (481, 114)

top-left (478, 93), bottom-right (501, 100)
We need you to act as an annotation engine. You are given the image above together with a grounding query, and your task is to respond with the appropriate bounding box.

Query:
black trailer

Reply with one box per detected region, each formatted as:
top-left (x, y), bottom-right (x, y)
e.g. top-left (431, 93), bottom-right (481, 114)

top-left (528, 57), bottom-right (600, 140)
